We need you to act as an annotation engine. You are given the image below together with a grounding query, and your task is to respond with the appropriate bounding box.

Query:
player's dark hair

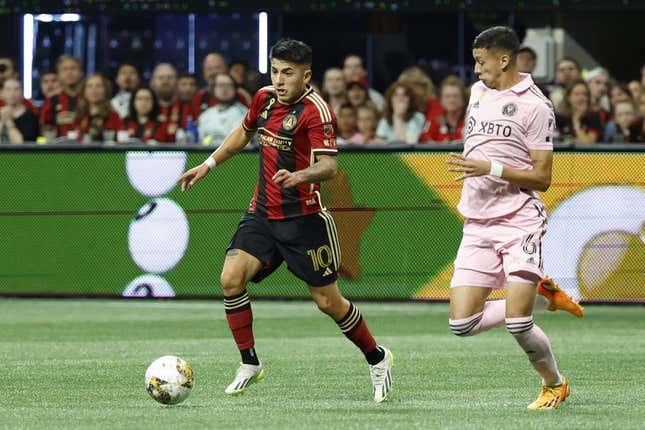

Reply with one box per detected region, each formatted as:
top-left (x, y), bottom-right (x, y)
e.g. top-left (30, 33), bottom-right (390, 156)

top-left (472, 26), bottom-right (520, 57)
top-left (518, 46), bottom-right (537, 61)
top-left (270, 38), bottom-right (312, 67)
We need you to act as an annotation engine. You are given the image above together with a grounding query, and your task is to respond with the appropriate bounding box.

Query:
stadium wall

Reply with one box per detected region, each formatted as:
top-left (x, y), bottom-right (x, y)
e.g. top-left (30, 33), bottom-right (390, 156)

top-left (0, 146), bottom-right (643, 303)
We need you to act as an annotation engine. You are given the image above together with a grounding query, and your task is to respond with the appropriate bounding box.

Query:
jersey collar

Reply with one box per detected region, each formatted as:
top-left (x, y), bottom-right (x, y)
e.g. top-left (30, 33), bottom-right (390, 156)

top-left (509, 73), bottom-right (534, 94)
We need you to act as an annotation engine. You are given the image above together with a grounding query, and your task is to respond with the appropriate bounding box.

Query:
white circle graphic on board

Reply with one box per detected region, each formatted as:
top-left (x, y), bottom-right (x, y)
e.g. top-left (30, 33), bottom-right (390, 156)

top-left (126, 151), bottom-right (187, 197)
top-left (122, 274), bottom-right (176, 298)
top-left (543, 185), bottom-right (645, 299)
top-left (128, 198), bottom-right (190, 273)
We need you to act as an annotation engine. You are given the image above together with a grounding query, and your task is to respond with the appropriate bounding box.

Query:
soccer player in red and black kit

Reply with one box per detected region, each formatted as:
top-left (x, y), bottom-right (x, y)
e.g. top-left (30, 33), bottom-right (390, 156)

top-left (178, 39), bottom-right (393, 402)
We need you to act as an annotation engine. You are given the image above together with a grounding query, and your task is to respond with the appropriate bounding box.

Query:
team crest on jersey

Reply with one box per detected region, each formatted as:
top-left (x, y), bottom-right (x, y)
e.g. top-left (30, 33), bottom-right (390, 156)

top-left (502, 103), bottom-right (518, 117)
top-left (282, 113), bottom-right (298, 131)
top-left (323, 124), bottom-right (334, 137)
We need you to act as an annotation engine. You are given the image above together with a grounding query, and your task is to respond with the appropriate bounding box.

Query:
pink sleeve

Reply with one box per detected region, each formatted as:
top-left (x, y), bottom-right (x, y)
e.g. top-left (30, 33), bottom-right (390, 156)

top-left (526, 102), bottom-right (555, 150)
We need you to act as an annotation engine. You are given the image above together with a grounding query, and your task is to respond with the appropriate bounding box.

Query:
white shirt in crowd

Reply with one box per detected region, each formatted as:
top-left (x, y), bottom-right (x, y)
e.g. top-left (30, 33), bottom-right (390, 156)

top-left (198, 102), bottom-right (248, 146)
top-left (111, 91), bottom-right (132, 119)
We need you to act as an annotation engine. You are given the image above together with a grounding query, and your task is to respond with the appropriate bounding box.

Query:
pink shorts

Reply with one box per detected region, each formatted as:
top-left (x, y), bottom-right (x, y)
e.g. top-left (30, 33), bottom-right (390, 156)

top-left (450, 199), bottom-right (548, 289)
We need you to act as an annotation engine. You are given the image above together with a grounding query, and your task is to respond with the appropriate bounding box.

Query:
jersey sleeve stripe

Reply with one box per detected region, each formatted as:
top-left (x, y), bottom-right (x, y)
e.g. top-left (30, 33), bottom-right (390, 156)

top-left (242, 123), bottom-right (256, 132)
top-left (307, 93), bottom-right (332, 123)
top-left (307, 94), bottom-right (329, 123)
top-left (312, 92), bottom-right (332, 122)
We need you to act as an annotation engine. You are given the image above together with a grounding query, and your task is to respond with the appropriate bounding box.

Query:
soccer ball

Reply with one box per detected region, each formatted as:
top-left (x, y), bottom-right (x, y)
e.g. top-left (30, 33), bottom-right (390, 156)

top-left (145, 355), bottom-right (195, 405)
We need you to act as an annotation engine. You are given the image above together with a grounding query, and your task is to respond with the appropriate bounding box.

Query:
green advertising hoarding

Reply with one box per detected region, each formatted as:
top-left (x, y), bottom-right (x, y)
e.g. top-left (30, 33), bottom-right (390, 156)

top-left (1, 149), bottom-right (643, 302)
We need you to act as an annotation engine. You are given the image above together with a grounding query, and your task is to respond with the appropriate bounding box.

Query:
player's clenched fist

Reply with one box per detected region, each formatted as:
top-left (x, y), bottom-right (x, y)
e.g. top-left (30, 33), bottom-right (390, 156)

top-left (272, 169), bottom-right (303, 188)
top-left (177, 163), bottom-right (211, 192)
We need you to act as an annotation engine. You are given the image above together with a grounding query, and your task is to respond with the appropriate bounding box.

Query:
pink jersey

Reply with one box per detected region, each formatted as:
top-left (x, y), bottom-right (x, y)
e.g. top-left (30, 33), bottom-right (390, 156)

top-left (457, 73), bottom-right (555, 219)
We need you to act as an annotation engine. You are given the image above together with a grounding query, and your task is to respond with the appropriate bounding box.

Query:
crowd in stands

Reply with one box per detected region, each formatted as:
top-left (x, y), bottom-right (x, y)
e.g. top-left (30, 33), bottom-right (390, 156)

top-left (0, 48), bottom-right (644, 145)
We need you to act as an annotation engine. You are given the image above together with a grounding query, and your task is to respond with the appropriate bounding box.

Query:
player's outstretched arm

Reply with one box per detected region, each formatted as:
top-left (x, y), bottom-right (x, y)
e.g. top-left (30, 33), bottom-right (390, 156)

top-left (447, 149), bottom-right (552, 192)
top-left (177, 125), bottom-right (254, 192)
top-left (272, 154), bottom-right (338, 188)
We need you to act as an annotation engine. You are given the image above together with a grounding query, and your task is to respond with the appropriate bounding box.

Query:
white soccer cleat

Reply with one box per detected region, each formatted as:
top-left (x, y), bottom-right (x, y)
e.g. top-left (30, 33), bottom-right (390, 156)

top-left (224, 362), bottom-right (265, 396)
top-left (369, 346), bottom-right (393, 403)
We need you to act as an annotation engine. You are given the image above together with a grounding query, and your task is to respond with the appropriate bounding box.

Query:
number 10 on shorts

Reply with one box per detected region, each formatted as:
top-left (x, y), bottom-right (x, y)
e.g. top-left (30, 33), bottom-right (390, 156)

top-left (307, 245), bottom-right (334, 271)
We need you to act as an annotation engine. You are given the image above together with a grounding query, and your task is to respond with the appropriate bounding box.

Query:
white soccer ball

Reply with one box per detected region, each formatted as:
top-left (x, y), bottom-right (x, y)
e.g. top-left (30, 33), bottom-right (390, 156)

top-left (145, 355), bottom-right (195, 405)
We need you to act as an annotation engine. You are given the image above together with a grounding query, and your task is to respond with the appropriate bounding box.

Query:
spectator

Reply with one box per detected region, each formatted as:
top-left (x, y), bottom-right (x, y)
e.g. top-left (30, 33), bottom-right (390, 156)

top-left (609, 83), bottom-right (633, 116)
top-left (517, 46), bottom-right (537, 74)
top-left (39, 70), bottom-right (60, 100)
top-left (550, 57), bottom-right (582, 109)
top-left (40, 55), bottom-right (83, 137)
top-left (602, 100), bottom-right (641, 143)
top-left (321, 67), bottom-right (346, 116)
top-left (229, 60), bottom-right (253, 101)
top-left (638, 92), bottom-right (645, 118)
top-left (398, 66), bottom-right (442, 120)
top-left (517, 47), bottom-right (550, 97)
top-left (627, 80), bottom-right (642, 102)
top-left (377, 82), bottom-right (426, 144)
top-left (229, 60), bottom-right (247, 87)
top-left (72, 73), bottom-right (123, 142)
top-left (150, 63), bottom-right (183, 137)
top-left (197, 73), bottom-right (247, 146)
top-left (342, 54), bottom-right (385, 110)
top-left (555, 80), bottom-right (602, 144)
top-left (585, 67), bottom-right (610, 122)
top-left (0, 57), bottom-right (17, 86)
top-left (0, 57), bottom-right (39, 114)
top-left (420, 75), bottom-right (467, 143)
top-left (178, 72), bottom-right (198, 103)
top-left (349, 104), bottom-right (385, 144)
top-left (176, 72), bottom-right (199, 125)
top-left (336, 103), bottom-right (359, 144)
top-left (0, 78), bottom-right (39, 143)
top-left (123, 87), bottom-right (171, 143)
top-left (346, 80), bottom-right (375, 110)
top-left (111, 63), bottom-right (140, 119)
top-left (192, 52), bottom-right (250, 119)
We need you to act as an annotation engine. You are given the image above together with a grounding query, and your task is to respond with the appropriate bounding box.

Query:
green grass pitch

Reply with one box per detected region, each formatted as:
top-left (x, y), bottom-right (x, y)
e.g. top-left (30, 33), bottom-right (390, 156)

top-left (1, 299), bottom-right (643, 429)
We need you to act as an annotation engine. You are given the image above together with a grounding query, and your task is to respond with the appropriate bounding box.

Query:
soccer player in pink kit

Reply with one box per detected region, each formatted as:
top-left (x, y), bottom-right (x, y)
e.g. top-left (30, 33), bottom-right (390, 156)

top-left (446, 27), bottom-right (580, 410)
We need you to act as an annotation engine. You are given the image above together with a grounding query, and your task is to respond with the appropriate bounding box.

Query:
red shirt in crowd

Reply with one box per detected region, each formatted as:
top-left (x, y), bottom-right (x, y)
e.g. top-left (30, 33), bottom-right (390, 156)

top-left (40, 91), bottom-right (78, 137)
top-left (123, 118), bottom-right (173, 143)
top-left (0, 98), bottom-right (39, 115)
top-left (420, 114), bottom-right (465, 143)
top-left (72, 110), bottom-right (123, 141)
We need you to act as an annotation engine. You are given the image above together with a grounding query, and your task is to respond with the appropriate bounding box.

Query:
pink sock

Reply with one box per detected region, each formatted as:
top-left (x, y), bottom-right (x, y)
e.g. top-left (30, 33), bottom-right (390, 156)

top-left (506, 316), bottom-right (562, 386)
top-left (449, 300), bottom-right (506, 336)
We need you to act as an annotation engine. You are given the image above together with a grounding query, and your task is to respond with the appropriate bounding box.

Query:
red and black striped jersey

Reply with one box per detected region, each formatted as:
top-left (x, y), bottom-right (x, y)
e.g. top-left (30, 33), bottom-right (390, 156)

top-left (242, 85), bottom-right (338, 220)
top-left (39, 91), bottom-right (78, 137)
top-left (124, 118), bottom-right (173, 143)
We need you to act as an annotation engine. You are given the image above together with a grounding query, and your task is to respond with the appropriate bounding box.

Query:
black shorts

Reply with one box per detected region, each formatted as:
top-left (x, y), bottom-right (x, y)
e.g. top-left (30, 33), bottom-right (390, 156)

top-left (227, 210), bottom-right (341, 287)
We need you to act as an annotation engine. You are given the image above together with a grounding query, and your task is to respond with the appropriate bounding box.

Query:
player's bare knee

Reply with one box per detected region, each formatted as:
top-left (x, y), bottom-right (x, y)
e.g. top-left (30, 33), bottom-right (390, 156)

top-left (313, 295), bottom-right (335, 315)
top-left (220, 271), bottom-right (247, 296)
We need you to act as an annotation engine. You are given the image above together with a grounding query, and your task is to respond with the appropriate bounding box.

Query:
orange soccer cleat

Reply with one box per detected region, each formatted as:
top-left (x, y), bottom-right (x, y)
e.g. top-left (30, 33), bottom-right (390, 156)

top-left (537, 277), bottom-right (584, 318)
top-left (527, 377), bottom-right (570, 410)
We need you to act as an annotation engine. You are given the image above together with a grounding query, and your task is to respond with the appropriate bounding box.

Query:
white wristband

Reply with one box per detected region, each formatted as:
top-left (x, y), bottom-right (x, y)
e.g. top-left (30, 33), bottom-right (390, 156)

top-left (203, 156), bottom-right (216, 170)
top-left (489, 162), bottom-right (503, 177)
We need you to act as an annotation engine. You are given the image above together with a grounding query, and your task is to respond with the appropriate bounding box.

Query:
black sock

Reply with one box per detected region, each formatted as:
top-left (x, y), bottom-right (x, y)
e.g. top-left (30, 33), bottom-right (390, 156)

top-left (365, 346), bottom-right (385, 365)
top-left (240, 347), bottom-right (260, 365)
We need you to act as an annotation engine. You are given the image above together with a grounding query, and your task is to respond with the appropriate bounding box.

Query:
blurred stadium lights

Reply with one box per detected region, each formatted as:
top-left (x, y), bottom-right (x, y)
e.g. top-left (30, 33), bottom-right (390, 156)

top-left (35, 13), bottom-right (81, 22)
top-left (258, 11), bottom-right (268, 74)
